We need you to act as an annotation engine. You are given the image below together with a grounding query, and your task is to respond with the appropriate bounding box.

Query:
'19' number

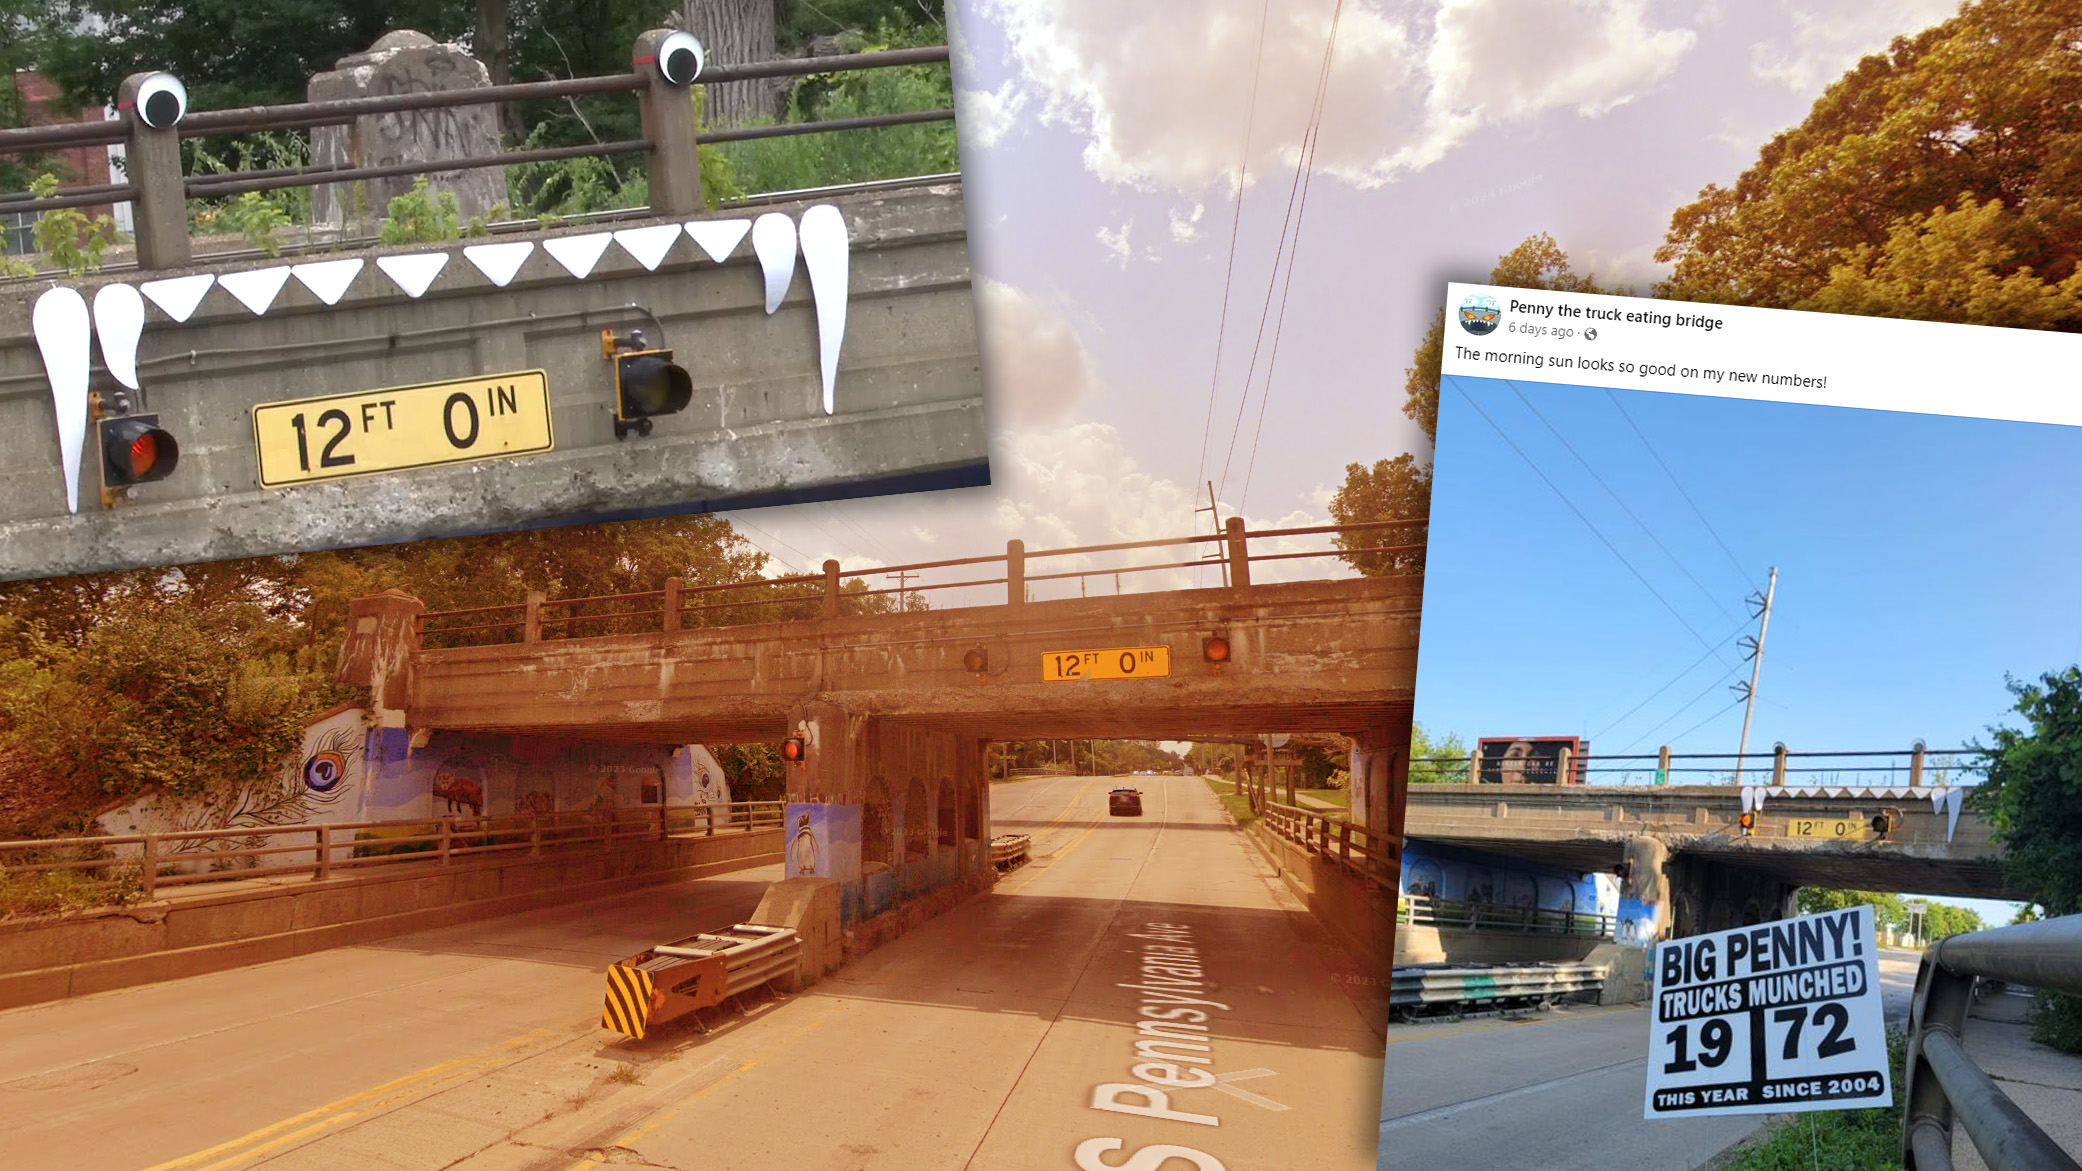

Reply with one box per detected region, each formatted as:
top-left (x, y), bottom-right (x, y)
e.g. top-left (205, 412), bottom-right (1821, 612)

top-left (1664, 1018), bottom-right (1734, 1074)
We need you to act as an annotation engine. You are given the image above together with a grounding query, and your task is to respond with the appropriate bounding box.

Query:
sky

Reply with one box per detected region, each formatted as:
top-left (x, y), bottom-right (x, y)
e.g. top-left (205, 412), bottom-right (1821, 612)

top-left (715, 0), bottom-right (1964, 593)
top-left (1417, 374), bottom-right (2082, 921)
top-left (704, 2), bottom-right (2011, 912)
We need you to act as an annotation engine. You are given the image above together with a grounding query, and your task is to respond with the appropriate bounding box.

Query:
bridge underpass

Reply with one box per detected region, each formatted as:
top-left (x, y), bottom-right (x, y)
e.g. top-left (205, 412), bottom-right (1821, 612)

top-left (0, 526), bottom-right (1413, 1170)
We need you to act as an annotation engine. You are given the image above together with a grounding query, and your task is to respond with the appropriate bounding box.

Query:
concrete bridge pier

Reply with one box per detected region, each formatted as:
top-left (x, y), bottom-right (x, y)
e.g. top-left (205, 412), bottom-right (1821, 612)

top-left (1350, 713), bottom-right (1413, 838)
top-left (1666, 852), bottom-right (1800, 939)
top-left (785, 701), bottom-right (991, 925)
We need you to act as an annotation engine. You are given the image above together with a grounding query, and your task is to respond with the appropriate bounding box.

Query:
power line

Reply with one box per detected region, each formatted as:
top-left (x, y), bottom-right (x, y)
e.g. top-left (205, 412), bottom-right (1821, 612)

top-left (1589, 617), bottom-right (1750, 743)
top-left (1192, 0), bottom-right (1273, 526)
top-left (1238, 1), bottom-right (1345, 514)
top-left (1618, 667), bottom-right (1743, 754)
top-left (1450, 378), bottom-right (1738, 666)
top-left (1503, 380), bottom-right (1740, 627)
top-left (1217, 0), bottom-right (1344, 504)
top-left (1603, 387), bottom-right (1757, 592)
top-left (1666, 696), bottom-right (1748, 753)
top-left (719, 513), bottom-right (815, 575)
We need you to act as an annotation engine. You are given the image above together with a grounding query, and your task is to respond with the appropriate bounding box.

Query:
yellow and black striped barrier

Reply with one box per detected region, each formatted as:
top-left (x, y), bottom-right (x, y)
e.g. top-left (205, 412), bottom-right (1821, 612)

top-left (601, 924), bottom-right (800, 1040)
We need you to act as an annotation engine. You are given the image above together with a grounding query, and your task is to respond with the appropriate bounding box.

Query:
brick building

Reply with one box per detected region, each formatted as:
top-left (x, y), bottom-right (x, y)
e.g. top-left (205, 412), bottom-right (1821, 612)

top-left (5, 68), bottom-right (126, 255)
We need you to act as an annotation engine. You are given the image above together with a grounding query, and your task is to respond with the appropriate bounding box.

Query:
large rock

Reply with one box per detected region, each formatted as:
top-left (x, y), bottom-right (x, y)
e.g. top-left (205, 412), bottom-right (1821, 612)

top-left (308, 31), bottom-right (506, 230)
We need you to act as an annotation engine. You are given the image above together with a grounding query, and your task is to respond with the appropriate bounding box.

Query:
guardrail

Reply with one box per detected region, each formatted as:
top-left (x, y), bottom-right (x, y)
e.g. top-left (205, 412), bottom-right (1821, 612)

top-left (604, 922), bottom-right (802, 1040)
top-left (1902, 914), bottom-right (2082, 1171)
top-left (0, 34), bottom-right (955, 273)
top-left (0, 800), bottom-right (784, 910)
top-left (989, 834), bottom-right (1030, 869)
top-left (1251, 787), bottom-right (1399, 889)
top-left (1390, 962), bottom-right (1607, 1017)
top-left (415, 517), bottom-right (1423, 647)
top-left (1398, 893), bottom-right (1614, 938)
top-left (1411, 743), bottom-right (1986, 788)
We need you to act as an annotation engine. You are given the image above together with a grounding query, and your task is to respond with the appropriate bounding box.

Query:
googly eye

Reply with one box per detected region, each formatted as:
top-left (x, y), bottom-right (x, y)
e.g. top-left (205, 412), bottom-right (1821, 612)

top-left (134, 72), bottom-right (188, 129)
top-left (657, 31), bottom-right (705, 86)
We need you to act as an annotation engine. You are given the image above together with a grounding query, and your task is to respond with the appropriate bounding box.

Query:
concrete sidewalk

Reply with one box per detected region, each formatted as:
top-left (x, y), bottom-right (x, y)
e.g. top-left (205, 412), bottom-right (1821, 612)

top-left (1951, 988), bottom-right (2082, 1170)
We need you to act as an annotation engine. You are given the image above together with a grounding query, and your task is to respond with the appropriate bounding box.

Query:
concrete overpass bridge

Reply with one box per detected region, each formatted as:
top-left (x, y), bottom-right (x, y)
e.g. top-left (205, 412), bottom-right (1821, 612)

top-left (337, 519), bottom-right (1418, 898)
top-left (0, 39), bottom-right (982, 579)
top-left (1402, 774), bottom-right (2012, 960)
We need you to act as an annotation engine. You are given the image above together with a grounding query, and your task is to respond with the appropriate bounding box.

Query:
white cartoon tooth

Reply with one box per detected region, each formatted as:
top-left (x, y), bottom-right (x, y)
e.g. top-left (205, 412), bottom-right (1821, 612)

top-left (139, 273), bottom-right (215, 322)
top-left (544, 232), bottom-right (614, 279)
top-left (32, 288), bottom-right (91, 514)
top-left (752, 212), bottom-right (797, 315)
top-left (376, 252), bottom-right (449, 299)
top-left (798, 205), bottom-right (849, 416)
top-left (462, 241), bottom-right (534, 287)
top-left (685, 218), bottom-right (751, 263)
top-left (613, 224), bottom-right (681, 271)
top-left (218, 265), bottom-right (293, 315)
top-left (92, 284), bottom-right (145, 391)
top-left (292, 258), bottom-right (364, 305)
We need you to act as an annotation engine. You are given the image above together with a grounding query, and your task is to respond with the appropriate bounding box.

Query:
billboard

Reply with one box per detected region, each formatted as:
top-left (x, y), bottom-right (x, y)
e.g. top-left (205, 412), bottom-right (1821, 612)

top-left (1473, 736), bottom-right (1588, 784)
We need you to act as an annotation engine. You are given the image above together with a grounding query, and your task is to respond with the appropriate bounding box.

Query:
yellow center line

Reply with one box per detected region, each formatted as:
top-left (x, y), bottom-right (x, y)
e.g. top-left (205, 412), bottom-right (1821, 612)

top-left (135, 1024), bottom-right (566, 1171)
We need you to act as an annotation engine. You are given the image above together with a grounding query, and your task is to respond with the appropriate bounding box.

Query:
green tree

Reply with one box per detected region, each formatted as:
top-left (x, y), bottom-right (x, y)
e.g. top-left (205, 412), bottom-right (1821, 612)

top-left (1327, 457), bottom-right (1428, 577)
top-left (1408, 723), bottom-right (1469, 784)
top-left (1655, 0), bottom-right (2082, 325)
top-left (1974, 667), bottom-right (2082, 919)
top-left (1796, 888), bottom-right (1909, 930)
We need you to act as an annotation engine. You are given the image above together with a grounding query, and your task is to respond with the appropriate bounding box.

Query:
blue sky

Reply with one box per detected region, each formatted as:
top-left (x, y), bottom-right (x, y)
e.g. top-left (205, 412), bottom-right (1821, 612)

top-left (1415, 374), bottom-right (2082, 919)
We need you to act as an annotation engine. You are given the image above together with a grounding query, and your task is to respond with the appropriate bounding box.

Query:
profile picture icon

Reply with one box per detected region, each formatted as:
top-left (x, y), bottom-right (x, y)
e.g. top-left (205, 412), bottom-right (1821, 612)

top-left (1459, 293), bottom-right (1501, 336)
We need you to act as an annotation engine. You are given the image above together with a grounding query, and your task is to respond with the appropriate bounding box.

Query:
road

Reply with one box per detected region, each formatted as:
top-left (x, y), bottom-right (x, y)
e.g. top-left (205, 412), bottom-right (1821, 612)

top-left (1375, 948), bottom-right (1919, 1170)
top-left (0, 774), bottom-right (1384, 1171)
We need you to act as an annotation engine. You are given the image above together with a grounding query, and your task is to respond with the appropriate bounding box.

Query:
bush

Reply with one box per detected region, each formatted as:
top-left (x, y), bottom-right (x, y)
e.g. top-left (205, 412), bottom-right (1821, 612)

top-left (2031, 991), bottom-right (2082, 1054)
top-left (380, 178), bottom-right (460, 246)
top-left (28, 173), bottom-right (121, 276)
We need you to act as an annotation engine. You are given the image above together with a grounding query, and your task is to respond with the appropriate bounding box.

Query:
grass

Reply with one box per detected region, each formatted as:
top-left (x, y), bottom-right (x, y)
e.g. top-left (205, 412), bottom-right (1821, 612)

top-left (1719, 1030), bottom-right (1908, 1171)
top-left (1202, 776), bottom-right (1258, 828)
top-left (0, 862), bottom-right (146, 920)
top-left (605, 1065), bottom-right (645, 1086)
top-left (1295, 787), bottom-right (1351, 810)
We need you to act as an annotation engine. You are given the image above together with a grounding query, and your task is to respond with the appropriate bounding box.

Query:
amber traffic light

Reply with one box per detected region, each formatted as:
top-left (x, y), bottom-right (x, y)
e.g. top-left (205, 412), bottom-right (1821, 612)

top-left (963, 648), bottom-right (988, 674)
top-left (1737, 811), bottom-right (1756, 837)
top-left (609, 344), bottom-right (692, 438)
top-left (100, 413), bottom-right (180, 488)
top-left (1202, 636), bottom-right (1230, 663)
top-left (780, 736), bottom-right (806, 763)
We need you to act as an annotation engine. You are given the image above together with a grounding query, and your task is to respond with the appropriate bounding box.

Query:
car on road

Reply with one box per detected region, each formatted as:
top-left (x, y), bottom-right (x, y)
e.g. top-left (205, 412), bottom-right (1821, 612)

top-left (1109, 788), bottom-right (1143, 816)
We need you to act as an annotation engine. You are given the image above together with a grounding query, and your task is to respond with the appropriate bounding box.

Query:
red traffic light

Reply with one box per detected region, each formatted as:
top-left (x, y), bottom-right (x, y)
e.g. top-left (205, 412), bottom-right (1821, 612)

top-left (780, 736), bottom-right (806, 763)
top-left (1202, 636), bottom-right (1231, 663)
top-left (1737, 812), bottom-right (1756, 836)
top-left (963, 648), bottom-right (987, 673)
top-left (100, 414), bottom-right (179, 487)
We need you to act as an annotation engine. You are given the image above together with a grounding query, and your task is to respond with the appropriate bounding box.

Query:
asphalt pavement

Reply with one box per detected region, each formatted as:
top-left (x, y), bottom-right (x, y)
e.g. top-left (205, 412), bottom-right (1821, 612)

top-left (0, 774), bottom-right (1385, 1171)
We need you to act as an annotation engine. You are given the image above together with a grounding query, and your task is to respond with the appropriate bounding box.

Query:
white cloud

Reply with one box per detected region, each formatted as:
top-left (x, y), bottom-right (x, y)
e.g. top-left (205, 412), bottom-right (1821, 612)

top-left (912, 526), bottom-right (938, 544)
top-left (975, 0), bottom-right (1697, 193)
top-left (955, 80), bottom-right (1029, 150)
top-left (1168, 203), bottom-right (1206, 243)
top-left (1748, 1), bottom-right (1957, 93)
top-left (972, 277), bottom-right (1102, 428)
top-left (1097, 220), bottom-right (1132, 267)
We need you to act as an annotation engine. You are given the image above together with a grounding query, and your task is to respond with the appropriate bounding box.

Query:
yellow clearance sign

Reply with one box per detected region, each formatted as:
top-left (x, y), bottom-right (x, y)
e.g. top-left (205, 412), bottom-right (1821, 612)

top-left (1787, 816), bottom-right (1872, 841)
top-left (1041, 646), bottom-right (1171, 681)
top-left (253, 370), bottom-right (553, 488)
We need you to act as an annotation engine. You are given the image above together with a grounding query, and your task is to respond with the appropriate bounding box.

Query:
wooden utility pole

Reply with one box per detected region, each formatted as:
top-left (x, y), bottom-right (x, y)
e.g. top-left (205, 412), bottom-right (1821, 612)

top-left (1732, 567), bottom-right (1777, 785)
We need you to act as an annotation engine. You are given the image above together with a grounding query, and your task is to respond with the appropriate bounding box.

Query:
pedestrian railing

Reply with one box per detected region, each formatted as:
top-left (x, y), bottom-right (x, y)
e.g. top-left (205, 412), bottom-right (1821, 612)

top-left (1411, 743), bottom-right (1986, 788)
top-left (1902, 913), bottom-right (2082, 1171)
top-left (1389, 962), bottom-right (1607, 1013)
top-left (0, 33), bottom-right (955, 275)
top-left (1397, 893), bottom-right (1614, 938)
top-left (415, 517), bottom-right (1423, 647)
top-left (1256, 796), bottom-right (1399, 889)
top-left (0, 800), bottom-right (784, 913)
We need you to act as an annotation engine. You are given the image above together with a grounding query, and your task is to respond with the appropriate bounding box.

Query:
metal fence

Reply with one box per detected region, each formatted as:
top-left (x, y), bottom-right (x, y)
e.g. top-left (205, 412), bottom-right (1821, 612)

top-left (0, 800), bottom-right (784, 909)
top-left (415, 517), bottom-right (1422, 647)
top-left (0, 33), bottom-right (955, 274)
top-left (1398, 893), bottom-right (1614, 938)
top-left (1412, 743), bottom-right (1987, 788)
top-left (1902, 913), bottom-right (2082, 1171)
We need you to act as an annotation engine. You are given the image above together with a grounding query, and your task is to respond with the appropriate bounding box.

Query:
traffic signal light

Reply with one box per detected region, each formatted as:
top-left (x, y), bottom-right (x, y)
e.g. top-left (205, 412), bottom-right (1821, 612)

top-left (1870, 808), bottom-right (1899, 839)
top-left (962, 647), bottom-right (988, 675)
top-left (1737, 811), bottom-right (1756, 837)
top-left (1615, 857), bottom-right (1633, 887)
top-left (603, 330), bottom-right (692, 439)
top-left (96, 390), bottom-right (179, 507)
top-left (780, 736), bottom-right (806, 764)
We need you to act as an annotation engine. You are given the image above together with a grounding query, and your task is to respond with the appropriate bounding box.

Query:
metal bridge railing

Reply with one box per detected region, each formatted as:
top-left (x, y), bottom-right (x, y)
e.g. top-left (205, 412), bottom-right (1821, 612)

top-left (0, 800), bottom-right (784, 914)
top-left (0, 35), bottom-right (954, 274)
top-left (1248, 782), bottom-right (1400, 890)
top-left (1902, 914), bottom-right (2082, 1171)
top-left (1397, 893), bottom-right (1615, 939)
top-left (1411, 742), bottom-right (1987, 789)
top-left (414, 517), bottom-right (1423, 648)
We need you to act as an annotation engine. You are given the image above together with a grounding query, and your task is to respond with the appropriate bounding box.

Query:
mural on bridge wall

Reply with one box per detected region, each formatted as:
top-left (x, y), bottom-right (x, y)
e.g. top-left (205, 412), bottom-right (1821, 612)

top-left (1398, 840), bottom-right (1611, 931)
top-left (98, 706), bottom-right (734, 869)
top-left (785, 803), bottom-right (862, 883)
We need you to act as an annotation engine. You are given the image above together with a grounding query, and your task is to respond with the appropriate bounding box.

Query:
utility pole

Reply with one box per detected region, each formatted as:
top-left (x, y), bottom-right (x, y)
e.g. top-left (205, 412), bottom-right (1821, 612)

top-left (1195, 480), bottom-right (1228, 588)
top-left (1731, 567), bottom-right (1778, 785)
top-left (885, 569), bottom-right (915, 612)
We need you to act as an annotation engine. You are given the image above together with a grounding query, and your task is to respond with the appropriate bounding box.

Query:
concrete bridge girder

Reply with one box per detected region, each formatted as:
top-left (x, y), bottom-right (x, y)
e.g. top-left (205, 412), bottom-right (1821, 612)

top-left (0, 185), bottom-right (984, 580)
